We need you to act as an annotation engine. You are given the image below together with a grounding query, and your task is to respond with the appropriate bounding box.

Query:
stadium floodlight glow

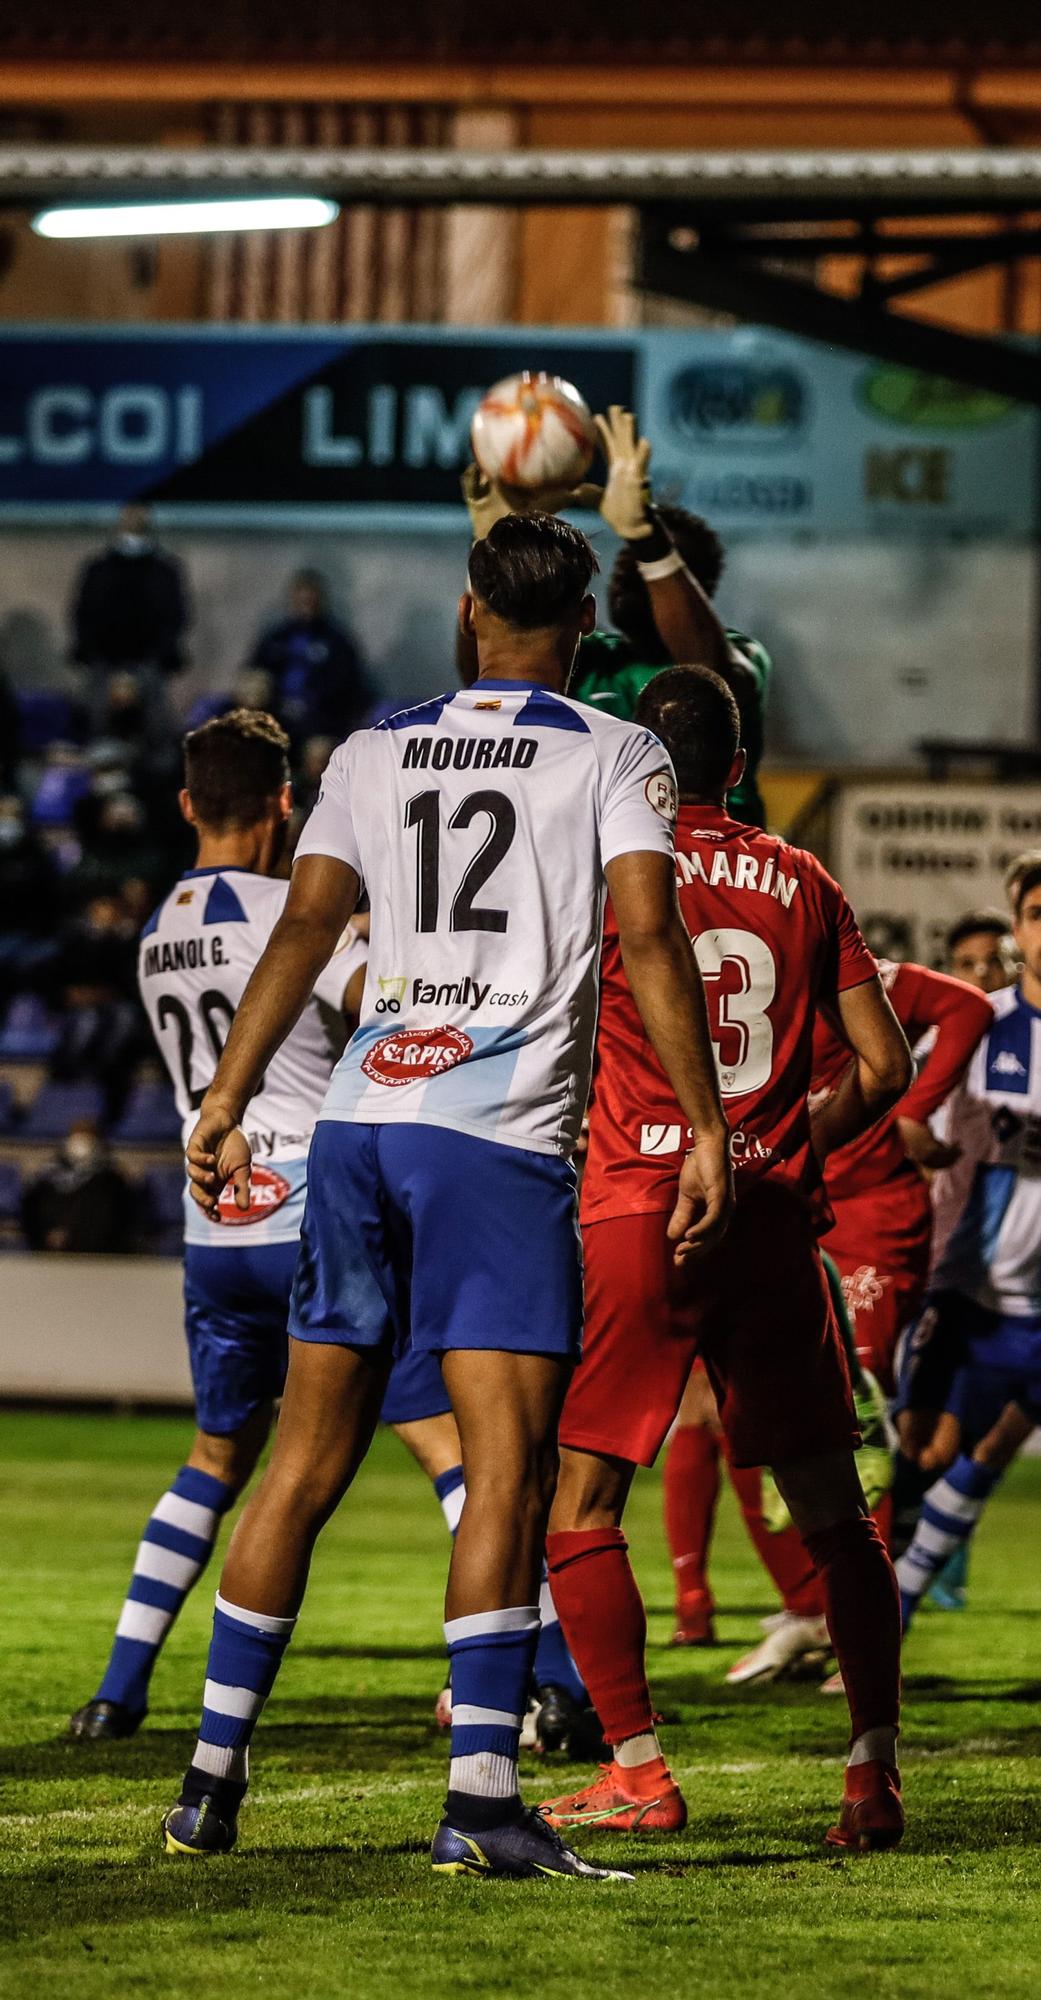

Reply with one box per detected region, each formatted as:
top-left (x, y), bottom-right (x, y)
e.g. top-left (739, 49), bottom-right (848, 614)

top-left (31, 196), bottom-right (340, 240)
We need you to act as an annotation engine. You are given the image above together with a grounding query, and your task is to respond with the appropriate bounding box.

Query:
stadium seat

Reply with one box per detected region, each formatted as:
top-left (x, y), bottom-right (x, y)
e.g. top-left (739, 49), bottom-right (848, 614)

top-left (111, 1080), bottom-right (181, 1145)
top-left (142, 1164), bottom-right (186, 1229)
top-left (14, 690), bottom-right (85, 754)
top-left (0, 1160), bottom-right (21, 1220)
top-left (30, 763), bottom-right (92, 827)
top-left (0, 1080), bottom-right (16, 1133)
top-left (0, 995), bottom-right (62, 1062)
top-left (21, 1079), bottom-right (107, 1139)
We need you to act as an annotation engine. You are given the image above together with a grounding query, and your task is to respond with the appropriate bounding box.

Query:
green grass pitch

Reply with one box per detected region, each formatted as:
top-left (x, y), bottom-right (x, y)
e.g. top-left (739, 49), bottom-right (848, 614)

top-left (2, 1409), bottom-right (1040, 2000)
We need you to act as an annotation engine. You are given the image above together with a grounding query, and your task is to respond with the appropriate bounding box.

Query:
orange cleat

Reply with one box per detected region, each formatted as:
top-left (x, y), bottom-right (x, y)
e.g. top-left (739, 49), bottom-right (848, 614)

top-left (541, 1757), bottom-right (688, 1834)
top-left (825, 1760), bottom-right (904, 1854)
top-left (670, 1588), bottom-right (717, 1647)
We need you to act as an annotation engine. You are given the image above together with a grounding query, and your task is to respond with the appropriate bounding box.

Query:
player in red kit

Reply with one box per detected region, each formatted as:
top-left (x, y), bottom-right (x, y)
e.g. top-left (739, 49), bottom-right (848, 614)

top-left (814, 962), bottom-right (992, 1392)
top-left (541, 666), bottom-right (913, 1850)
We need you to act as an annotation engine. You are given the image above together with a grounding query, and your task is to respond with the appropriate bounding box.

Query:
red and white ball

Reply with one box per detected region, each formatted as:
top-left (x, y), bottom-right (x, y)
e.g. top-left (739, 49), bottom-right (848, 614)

top-left (471, 371), bottom-right (597, 491)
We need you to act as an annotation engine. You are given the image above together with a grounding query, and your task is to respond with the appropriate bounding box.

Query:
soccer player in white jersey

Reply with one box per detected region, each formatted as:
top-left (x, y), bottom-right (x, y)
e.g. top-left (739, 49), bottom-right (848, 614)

top-left (68, 712), bottom-right (368, 1741)
top-left (895, 859), bottom-right (1041, 1629)
top-left (160, 515), bottom-right (732, 1882)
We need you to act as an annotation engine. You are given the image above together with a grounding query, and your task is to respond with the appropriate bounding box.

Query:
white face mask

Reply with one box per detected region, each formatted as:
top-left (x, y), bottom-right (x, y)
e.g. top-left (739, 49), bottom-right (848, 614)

top-left (64, 1133), bottom-right (100, 1166)
top-left (117, 534), bottom-right (150, 556)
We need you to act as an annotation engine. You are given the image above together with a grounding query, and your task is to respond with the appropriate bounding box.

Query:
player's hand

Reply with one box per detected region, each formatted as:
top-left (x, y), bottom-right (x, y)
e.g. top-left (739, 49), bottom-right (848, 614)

top-left (594, 406), bottom-right (654, 541)
top-left (668, 1129), bottom-right (734, 1263)
top-left (896, 1117), bottom-right (961, 1172)
top-left (461, 462), bottom-right (603, 539)
top-left (185, 1097), bottom-right (253, 1218)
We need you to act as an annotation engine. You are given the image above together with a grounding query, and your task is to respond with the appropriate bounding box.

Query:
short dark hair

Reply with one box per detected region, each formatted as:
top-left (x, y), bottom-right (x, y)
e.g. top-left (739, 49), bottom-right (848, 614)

top-left (946, 910), bottom-right (1014, 954)
top-left (468, 514), bottom-right (598, 631)
top-left (183, 708), bottom-right (290, 830)
top-left (1013, 865), bottom-right (1041, 917)
top-left (634, 664), bottom-right (740, 798)
top-left (608, 504), bottom-right (726, 661)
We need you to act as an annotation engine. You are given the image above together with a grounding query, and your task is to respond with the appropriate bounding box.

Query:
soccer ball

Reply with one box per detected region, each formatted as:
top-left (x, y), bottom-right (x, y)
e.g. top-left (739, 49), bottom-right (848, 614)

top-left (471, 371), bottom-right (597, 491)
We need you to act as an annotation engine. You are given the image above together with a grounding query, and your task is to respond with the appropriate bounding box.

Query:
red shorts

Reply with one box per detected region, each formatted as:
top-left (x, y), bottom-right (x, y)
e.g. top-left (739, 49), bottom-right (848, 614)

top-left (825, 1174), bottom-right (933, 1391)
top-left (562, 1182), bottom-right (858, 1470)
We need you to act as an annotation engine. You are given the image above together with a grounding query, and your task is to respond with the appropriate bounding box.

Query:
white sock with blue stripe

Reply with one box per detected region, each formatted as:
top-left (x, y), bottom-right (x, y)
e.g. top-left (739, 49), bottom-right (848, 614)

top-left (96, 1465), bottom-right (234, 1717)
top-left (895, 1454), bottom-right (1001, 1632)
top-left (181, 1592), bottom-right (296, 1812)
top-left (445, 1605), bottom-right (539, 1828)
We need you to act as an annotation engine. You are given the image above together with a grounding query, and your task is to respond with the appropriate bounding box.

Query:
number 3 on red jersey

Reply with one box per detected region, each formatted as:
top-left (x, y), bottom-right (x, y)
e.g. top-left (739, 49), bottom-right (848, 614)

top-left (693, 927), bottom-right (777, 1097)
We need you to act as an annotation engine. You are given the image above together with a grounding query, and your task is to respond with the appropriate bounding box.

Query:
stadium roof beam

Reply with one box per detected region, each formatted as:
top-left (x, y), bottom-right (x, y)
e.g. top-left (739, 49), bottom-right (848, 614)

top-left (5, 145), bottom-right (1041, 213)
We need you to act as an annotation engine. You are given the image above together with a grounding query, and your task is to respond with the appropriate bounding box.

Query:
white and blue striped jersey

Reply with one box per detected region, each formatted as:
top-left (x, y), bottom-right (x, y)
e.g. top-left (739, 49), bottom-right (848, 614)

top-left (295, 680), bottom-right (677, 1157)
top-left (931, 985), bottom-right (1041, 1318)
top-left (138, 867), bottom-right (366, 1246)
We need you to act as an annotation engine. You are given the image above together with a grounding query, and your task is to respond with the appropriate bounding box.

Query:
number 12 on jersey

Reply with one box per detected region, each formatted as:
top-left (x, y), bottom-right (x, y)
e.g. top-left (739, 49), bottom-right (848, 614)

top-left (405, 789), bottom-right (517, 935)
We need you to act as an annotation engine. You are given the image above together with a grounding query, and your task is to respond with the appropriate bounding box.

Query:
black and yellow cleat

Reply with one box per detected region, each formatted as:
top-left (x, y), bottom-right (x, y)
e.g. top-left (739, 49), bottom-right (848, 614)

top-left (161, 1798), bottom-right (237, 1856)
top-left (431, 1805), bottom-right (632, 1881)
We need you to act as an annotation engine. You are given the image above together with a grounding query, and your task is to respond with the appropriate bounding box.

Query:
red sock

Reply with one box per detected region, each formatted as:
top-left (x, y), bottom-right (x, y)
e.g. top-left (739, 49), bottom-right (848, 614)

top-left (545, 1527), bottom-right (654, 1746)
top-left (727, 1462), bottom-right (825, 1620)
top-left (803, 1516), bottom-right (901, 1741)
top-left (662, 1424), bottom-right (720, 1612)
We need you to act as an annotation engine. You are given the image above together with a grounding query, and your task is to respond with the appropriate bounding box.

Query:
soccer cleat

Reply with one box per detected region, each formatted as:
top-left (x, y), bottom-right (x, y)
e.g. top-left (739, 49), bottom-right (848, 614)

top-left (725, 1611), bottom-right (831, 1686)
top-left (819, 1668), bottom-right (846, 1697)
top-left (69, 1698), bottom-right (144, 1741)
top-left (825, 1761), bottom-right (904, 1854)
top-left (540, 1759), bottom-right (687, 1834)
top-left (161, 1798), bottom-right (237, 1855)
top-left (670, 1588), bottom-right (717, 1647)
top-left (534, 1684), bottom-right (582, 1754)
top-left (927, 1542), bottom-right (969, 1611)
top-left (431, 1804), bottom-right (633, 1881)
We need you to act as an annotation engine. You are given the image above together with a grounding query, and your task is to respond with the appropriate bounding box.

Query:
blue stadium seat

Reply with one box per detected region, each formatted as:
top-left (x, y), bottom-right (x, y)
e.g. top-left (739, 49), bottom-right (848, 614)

top-left (21, 1080), bottom-right (106, 1139)
top-left (143, 1164), bottom-right (186, 1228)
top-left (0, 1161), bottom-right (21, 1220)
top-left (112, 1081), bottom-right (181, 1145)
top-left (30, 763), bottom-right (92, 827)
top-left (15, 690), bottom-right (85, 754)
top-left (0, 995), bottom-right (62, 1062)
top-left (0, 1080), bottom-right (15, 1134)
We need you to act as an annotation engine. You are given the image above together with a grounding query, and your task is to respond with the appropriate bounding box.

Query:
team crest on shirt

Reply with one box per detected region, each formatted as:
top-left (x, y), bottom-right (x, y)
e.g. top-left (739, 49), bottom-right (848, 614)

top-left (212, 1163), bottom-right (291, 1226)
top-left (362, 1024), bottom-right (474, 1087)
top-left (645, 772), bottom-right (678, 823)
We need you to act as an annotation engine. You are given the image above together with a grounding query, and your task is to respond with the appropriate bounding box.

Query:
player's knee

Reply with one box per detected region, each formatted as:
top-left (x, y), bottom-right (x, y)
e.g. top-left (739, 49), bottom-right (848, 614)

top-left (189, 1415), bottom-right (269, 1494)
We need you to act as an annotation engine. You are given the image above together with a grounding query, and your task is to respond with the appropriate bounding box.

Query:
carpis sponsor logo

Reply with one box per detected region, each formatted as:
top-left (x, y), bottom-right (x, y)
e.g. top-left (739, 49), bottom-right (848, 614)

top-left (212, 1163), bottom-right (291, 1227)
top-left (362, 1024), bottom-right (474, 1087)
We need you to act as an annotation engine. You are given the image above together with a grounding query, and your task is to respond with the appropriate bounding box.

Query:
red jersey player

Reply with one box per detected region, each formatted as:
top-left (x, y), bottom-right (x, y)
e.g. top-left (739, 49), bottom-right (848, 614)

top-left (541, 666), bottom-right (913, 1850)
top-left (813, 962), bottom-right (992, 1390)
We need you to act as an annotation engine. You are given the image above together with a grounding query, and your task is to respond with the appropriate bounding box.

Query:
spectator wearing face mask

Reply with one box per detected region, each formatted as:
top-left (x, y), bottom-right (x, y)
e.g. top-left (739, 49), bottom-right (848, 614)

top-left (0, 795), bottom-right (60, 1001)
top-left (69, 504), bottom-right (192, 734)
top-left (247, 569), bottom-right (369, 750)
top-left (21, 1121), bottom-right (134, 1254)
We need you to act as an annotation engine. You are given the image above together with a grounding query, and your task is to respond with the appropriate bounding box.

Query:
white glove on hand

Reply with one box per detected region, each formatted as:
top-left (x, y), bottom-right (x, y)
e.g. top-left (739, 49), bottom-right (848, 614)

top-left (595, 405), bottom-right (654, 541)
top-left (461, 462), bottom-right (604, 542)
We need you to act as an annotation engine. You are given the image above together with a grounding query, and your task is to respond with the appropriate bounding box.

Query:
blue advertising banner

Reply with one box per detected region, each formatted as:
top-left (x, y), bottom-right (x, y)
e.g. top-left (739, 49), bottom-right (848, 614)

top-left (0, 324), bottom-right (1034, 536)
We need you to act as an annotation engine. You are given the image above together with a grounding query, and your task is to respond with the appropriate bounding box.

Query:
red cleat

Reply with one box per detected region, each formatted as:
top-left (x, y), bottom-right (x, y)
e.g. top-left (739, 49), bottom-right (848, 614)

top-left (670, 1588), bottom-right (717, 1647)
top-left (825, 1760), bottom-right (904, 1853)
top-left (541, 1758), bottom-right (688, 1834)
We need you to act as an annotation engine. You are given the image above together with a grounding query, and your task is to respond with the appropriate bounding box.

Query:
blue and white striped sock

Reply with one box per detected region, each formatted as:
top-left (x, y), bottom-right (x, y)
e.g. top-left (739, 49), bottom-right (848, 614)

top-left (433, 1464), bottom-right (466, 1535)
top-left (180, 1592), bottom-right (296, 1810)
top-left (895, 1455), bottom-right (1001, 1632)
top-left (96, 1465), bottom-right (233, 1716)
top-left (533, 1567), bottom-right (587, 1703)
top-left (445, 1605), bottom-right (539, 1829)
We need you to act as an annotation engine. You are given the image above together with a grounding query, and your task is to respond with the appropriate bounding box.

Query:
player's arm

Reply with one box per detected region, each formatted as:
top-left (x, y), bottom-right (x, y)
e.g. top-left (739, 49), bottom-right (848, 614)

top-left (606, 847), bottom-right (733, 1259)
top-left (186, 854), bottom-right (359, 1214)
top-left (810, 976), bottom-right (914, 1162)
top-left (888, 963), bottom-right (993, 1170)
top-left (595, 405), bottom-right (730, 679)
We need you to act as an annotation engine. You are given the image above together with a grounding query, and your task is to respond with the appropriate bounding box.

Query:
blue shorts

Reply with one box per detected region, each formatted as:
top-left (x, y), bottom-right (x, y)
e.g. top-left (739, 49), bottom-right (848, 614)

top-left (290, 1121), bottom-right (583, 1361)
top-left (184, 1238), bottom-right (453, 1437)
top-left (896, 1287), bottom-right (1041, 1436)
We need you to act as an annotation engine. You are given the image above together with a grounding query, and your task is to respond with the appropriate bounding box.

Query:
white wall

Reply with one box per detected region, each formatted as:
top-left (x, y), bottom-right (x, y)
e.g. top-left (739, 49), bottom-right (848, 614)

top-left (1, 524), bottom-right (1035, 764)
top-left (0, 1255), bottom-right (191, 1404)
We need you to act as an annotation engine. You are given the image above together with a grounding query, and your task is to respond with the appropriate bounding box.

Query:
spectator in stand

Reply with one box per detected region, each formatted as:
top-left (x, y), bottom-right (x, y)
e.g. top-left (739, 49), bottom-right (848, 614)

top-left (0, 668), bottom-right (20, 787)
top-left (0, 795), bottom-right (60, 1001)
top-left (49, 892), bottom-right (147, 1120)
top-left (69, 503), bottom-right (191, 733)
top-left (21, 1121), bottom-right (133, 1254)
top-left (247, 568), bottom-right (369, 749)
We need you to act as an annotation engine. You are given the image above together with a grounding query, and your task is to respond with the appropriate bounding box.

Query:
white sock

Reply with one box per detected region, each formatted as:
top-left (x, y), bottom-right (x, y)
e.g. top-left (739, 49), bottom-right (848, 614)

top-left (615, 1730), bottom-right (662, 1769)
top-left (848, 1727), bottom-right (898, 1768)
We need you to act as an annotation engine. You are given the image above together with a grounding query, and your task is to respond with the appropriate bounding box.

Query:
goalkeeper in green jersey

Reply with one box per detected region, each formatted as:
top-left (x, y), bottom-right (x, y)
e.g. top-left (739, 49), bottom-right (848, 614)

top-left (461, 404), bottom-right (772, 828)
